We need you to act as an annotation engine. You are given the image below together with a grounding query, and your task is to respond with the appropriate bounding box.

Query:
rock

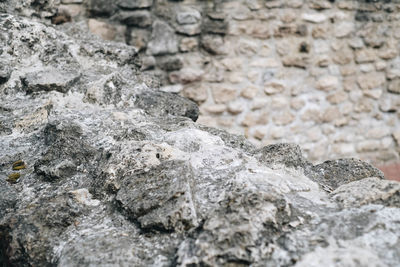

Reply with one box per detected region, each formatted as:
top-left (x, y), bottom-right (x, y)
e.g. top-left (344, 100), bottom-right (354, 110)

top-left (0, 63), bottom-right (12, 84)
top-left (182, 83), bottom-right (208, 103)
top-left (211, 84), bottom-right (237, 104)
top-left (116, 160), bottom-right (198, 231)
top-left (355, 48), bottom-right (376, 63)
top-left (88, 19), bottom-right (116, 41)
top-left (117, 0), bottom-right (153, 9)
top-left (331, 177), bottom-right (400, 208)
top-left (22, 68), bottom-right (80, 93)
top-left (202, 17), bottom-right (228, 34)
top-left (357, 72), bottom-right (386, 90)
top-left (316, 76), bottom-right (339, 91)
top-left (179, 37), bottom-right (198, 52)
top-left (309, 158), bottom-right (385, 191)
top-left (2, 4), bottom-right (400, 267)
top-left (169, 68), bottom-right (204, 84)
top-left (335, 22), bottom-right (354, 38)
top-left (134, 90), bottom-right (199, 121)
top-left (176, 7), bottom-right (201, 25)
top-left (301, 13), bottom-right (327, 23)
top-left (87, 0), bottom-right (117, 16)
top-left (201, 34), bottom-right (226, 55)
top-left (119, 10), bottom-right (151, 27)
top-left (388, 79), bottom-right (400, 94)
top-left (128, 29), bottom-right (149, 51)
top-left (156, 56), bottom-right (183, 71)
top-left (147, 20), bottom-right (178, 55)
top-left (253, 143), bottom-right (310, 169)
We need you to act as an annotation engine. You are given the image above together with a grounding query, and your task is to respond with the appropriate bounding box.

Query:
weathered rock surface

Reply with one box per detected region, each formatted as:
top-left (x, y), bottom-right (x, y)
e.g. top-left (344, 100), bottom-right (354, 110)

top-left (1, 6), bottom-right (400, 267)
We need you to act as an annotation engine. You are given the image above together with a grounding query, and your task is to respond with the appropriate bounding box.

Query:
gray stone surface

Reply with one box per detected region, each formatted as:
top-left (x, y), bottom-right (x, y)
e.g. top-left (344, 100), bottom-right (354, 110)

top-left (147, 20), bottom-right (178, 55)
top-left (1, 5), bottom-right (400, 267)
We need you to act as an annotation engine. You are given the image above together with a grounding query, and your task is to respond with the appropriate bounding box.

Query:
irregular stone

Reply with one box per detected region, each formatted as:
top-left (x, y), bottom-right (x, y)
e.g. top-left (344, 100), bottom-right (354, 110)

top-left (241, 86), bottom-right (259, 99)
top-left (147, 20), bottom-right (178, 55)
top-left (128, 29), bottom-right (149, 51)
top-left (0, 62), bottom-right (12, 84)
top-left (355, 48), bottom-right (377, 63)
top-left (357, 72), bottom-right (386, 90)
top-left (117, 160), bottom-right (198, 231)
top-left (211, 84), bottom-right (237, 104)
top-left (331, 177), bottom-right (400, 208)
top-left (87, 0), bottom-right (117, 16)
top-left (202, 17), bottom-right (228, 34)
top-left (179, 37), bottom-right (198, 52)
top-left (264, 82), bottom-right (285, 95)
top-left (117, 0), bottom-right (153, 9)
top-left (326, 91), bottom-right (348, 104)
top-left (119, 10), bottom-right (151, 27)
top-left (134, 90), bottom-right (199, 121)
top-left (156, 56), bottom-right (183, 71)
top-left (272, 110), bottom-right (295, 125)
top-left (253, 143), bottom-right (310, 169)
top-left (22, 68), bottom-right (80, 93)
top-left (203, 104), bottom-right (226, 114)
top-left (176, 7), bottom-right (201, 25)
top-left (88, 19), bottom-right (116, 41)
top-left (301, 13), bottom-right (327, 23)
top-left (282, 55), bottom-right (308, 69)
top-left (388, 79), bottom-right (400, 94)
top-left (316, 76), bottom-right (339, 91)
top-left (201, 34), bottom-right (226, 55)
top-left (169, 68), bottom-right (203, 84)
top-left (335, 22), bottom-right (354, 38)
top-left (309, 158), bottom-right (385, 191)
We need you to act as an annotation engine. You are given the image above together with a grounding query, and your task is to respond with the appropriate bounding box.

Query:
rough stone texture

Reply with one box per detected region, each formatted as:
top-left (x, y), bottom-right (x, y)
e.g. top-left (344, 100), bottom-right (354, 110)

top-left (52, 0), bottom-right (400, 165)
top-left (1, 5), bottom-right (400, 267)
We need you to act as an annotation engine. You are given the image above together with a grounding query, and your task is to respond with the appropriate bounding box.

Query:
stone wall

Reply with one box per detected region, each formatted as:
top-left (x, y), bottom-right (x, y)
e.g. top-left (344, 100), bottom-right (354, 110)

top-left (57, 0), bottom-right (400, 164)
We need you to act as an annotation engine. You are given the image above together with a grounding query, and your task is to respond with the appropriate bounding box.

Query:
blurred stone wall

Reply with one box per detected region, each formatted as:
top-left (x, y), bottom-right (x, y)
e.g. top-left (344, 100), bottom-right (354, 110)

top-left (57, 0), bottom-right (400, 164)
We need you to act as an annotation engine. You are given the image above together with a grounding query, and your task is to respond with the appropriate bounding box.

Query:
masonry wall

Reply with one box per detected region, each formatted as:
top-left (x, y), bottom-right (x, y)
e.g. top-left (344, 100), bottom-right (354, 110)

top-left (57, 0), bottom-right (400, 165)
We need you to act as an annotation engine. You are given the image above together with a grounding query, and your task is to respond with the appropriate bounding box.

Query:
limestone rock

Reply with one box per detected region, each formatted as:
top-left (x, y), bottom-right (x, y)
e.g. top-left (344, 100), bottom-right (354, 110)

top-left (117, 0), bottom-right (153, 9)
top-left (119, 10), bottom-right (151, 27)
top-left (147, 20), bottom-right (178, 55)
top-left (1, 4), bottom-right (400, 267)
top-left (134, 90), bottom-right (199, 121)
top-left (22, 68), bottom-right (80, 93)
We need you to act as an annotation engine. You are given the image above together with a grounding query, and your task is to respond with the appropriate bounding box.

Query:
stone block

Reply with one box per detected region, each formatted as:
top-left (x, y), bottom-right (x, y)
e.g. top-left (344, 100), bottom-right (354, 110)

top-left (212, 85), bottom-right (237, 104)
top-left (302, 13), bottom-right (327, 23)
top-left (357, 72), bottom-right (386, 90)
top-left (272, 110), bottom-right (295, 125)
top-left (169, 68), bottom-right (204, 84)
top-left (117, 0), bottom-right (153, 9)
top-left (128, 29), bottom-right (149, 51)
top-left (388, 79), bottom-right (400, 94)
top-left (355, 48), bottom-right (377, 63)
top-left (241, 86), bottom-right (259, 99)
top-left (88, 19), bottom-right (117, 41)
top-left (335, 22), bottom-right (354, 38)
top-left (182, 83), bottom-right (208, 103)
top-left (264, 82), bottom-right (285, 95)
top-left (147, 20), bottom-right (178, 55)
top-left (176, 7), bottom-right (201, 25)
top-left (201, 35), bottom-right (226, 55)
top-left (179, 37), bottom-right (198, 52)
top-left (119, 11), bottom-right (151, 27)
top-left (203, 104), bottom-right (227, 114)
top-left (316, 76), bottom-right (339, 91)
top-left (326, 91), bottom-right (348, 104)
